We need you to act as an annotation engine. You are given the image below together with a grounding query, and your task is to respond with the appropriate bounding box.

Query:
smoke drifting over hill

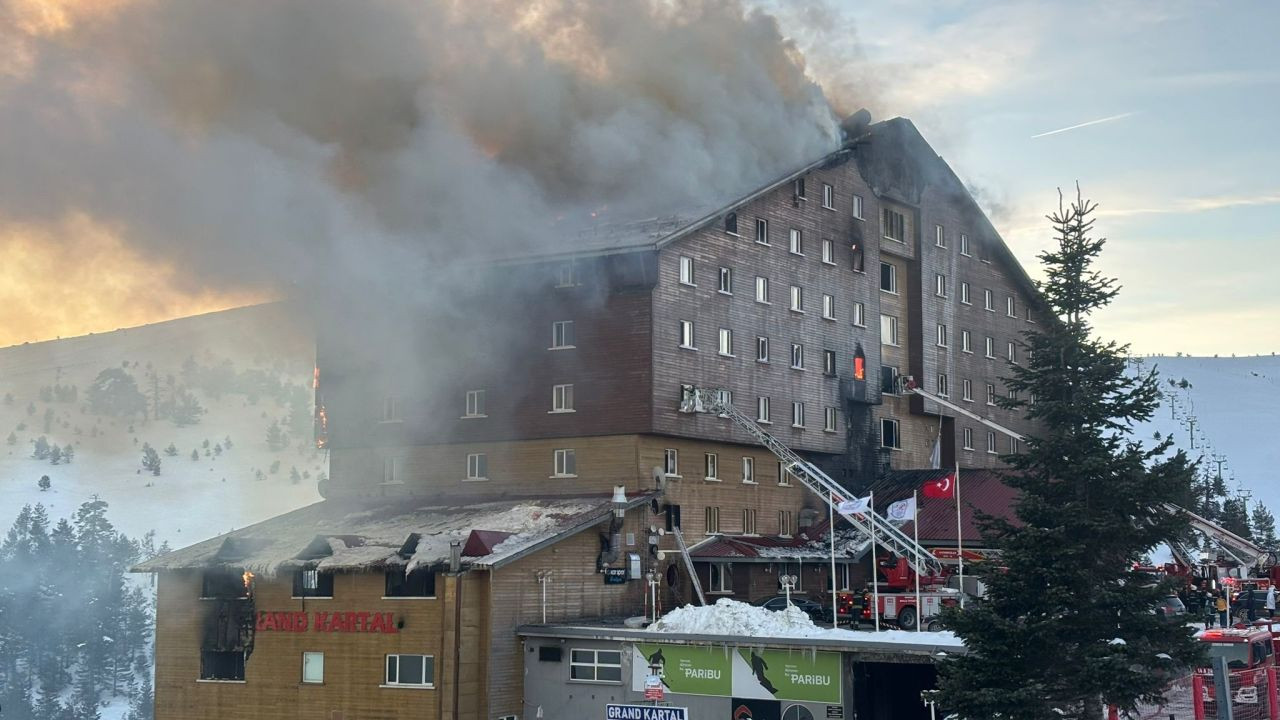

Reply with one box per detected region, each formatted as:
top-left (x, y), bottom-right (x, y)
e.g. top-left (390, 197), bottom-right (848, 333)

top-left (0, 0), bottom-right (846, 337)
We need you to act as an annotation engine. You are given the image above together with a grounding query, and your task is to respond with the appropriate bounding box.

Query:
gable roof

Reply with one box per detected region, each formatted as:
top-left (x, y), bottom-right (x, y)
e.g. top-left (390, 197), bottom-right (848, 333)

top-left (864, 467), bottom-right (1021, 543)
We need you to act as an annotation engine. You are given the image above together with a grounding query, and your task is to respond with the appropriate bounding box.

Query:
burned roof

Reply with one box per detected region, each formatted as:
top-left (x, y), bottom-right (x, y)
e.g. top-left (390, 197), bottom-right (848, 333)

top-left (865, 467), bottom-right (1021, 544)
top-left (133, 493), bottom-right (654, 576)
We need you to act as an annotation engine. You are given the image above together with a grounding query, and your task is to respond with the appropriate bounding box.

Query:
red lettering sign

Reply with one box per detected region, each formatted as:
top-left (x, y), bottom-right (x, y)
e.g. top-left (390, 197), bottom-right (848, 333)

top-left (256, 610), bottom-right (396, 633)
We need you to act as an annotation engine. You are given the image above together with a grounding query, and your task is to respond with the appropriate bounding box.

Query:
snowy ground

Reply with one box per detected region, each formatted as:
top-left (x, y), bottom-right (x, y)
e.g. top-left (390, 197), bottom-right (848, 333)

top-left (1130, 354), bottom-right (1280, 515)
top-left (0, 304), bottom-right (322, 548)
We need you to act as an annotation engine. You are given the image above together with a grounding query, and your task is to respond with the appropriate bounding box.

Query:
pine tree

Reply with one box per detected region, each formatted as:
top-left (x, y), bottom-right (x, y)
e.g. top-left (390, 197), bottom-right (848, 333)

top-left (140, 444), bottom-right (161, 476)
top-left (61, 444), bottom-right (74, 464)
top-left (265, 420), bottom-right (286, 451)
top-left (937, 191), bottom-right (1202, 719)
top-left (164, 443), bottom-right (178, 457)
top-left (49, 444), bottom-right (63, 465)
top-left (32, 435), bottom-right (50, 460)
top-left (6, 430), bottom-right (16, 445)
top-left (39, 474), bottom-right (51, 491)
top-left (1220, 496), bottom-right (1253, 540)
top-left (170, 389), bottom-right (205, 427)
top-left (1253, 503), bottom-right (1278, 551)
top-left (190, 449), bottom-right (199, 461)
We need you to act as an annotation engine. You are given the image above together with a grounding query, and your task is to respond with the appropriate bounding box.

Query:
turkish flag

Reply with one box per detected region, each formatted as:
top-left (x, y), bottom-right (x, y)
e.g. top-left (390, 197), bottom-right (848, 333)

top-left (923, 472), bottom-right (956, 499)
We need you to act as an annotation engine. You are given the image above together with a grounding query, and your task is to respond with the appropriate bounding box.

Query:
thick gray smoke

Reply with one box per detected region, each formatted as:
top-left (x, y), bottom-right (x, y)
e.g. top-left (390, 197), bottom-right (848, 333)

top-left (0, 0), bottom-right (843, 311)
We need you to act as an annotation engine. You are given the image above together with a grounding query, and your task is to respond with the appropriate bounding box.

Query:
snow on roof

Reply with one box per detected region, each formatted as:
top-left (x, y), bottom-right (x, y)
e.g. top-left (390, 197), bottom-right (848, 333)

top-left (647, 598), bottom-right (964, 648)
top-left (134, 494), bottom-right (649, 576)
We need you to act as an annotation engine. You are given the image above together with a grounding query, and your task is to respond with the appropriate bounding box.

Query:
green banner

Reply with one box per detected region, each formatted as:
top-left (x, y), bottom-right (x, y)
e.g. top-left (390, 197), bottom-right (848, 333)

top-left (634, 644), bottom-right (732, 697)
top-left (735, 649), bottom-right (841, 704)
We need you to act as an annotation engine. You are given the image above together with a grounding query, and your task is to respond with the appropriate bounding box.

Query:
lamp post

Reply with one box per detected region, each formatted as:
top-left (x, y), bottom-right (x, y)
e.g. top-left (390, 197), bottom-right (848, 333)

top-left (645, 570), bottom-right (660, 623)
top-left (781, 574), bottom-right (798, 607)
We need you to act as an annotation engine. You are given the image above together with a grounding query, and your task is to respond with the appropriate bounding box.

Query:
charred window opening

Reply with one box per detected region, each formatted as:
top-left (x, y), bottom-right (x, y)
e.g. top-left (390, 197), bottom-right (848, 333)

top-left (200, 650), bottom-right (245, 681)
top-left (201, 569), bottom-right (251, 599)
top-left (292, 569), bottom-right (334, 598)
top-left (385, 568), bottom-right (436, 598)
top-left (724, 212), bottom-right (738, 235)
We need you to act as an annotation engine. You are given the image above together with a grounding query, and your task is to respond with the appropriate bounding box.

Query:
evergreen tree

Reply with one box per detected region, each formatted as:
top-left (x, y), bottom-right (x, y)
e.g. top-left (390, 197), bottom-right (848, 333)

top-left (85, 368), bottom-right (148, 419)
top-left (43, 406), bottom-right (55, 433)
top-left (32, 435), bottom-right (50, 460)
top-left (163, 443), bottom-right (178, 457)
top-left (190, 449), bottom-right (199, 461)
top-left (39, 475), bottom-right (51, 491)
top-left (7, 430), bottom-right (17, 445)
top-left (937, 191), bottom-right (1202, 719)
top-left (140, 444), bottom-right (161, 476)
top-left (1252, 503), bottom-right (1278, 550)
top-left (1220, 496), bottom-right (1253, 540)
top-left (62, 444), bottom-right (75, 464)
top-left (128, 669), bottom-right (154, 720)
top-left (49, 444), bottom-right (63, 465)
top-left (170, 389), bottom-right (205, 427)
top-left (265, 420), bottom-right (286, 451)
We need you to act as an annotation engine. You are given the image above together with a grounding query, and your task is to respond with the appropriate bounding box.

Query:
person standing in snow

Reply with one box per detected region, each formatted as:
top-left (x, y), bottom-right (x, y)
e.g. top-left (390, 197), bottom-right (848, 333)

top-left (1244, 586), bottom-right (1257, 622)
top-left (1267, 584), bottom-right (1276, 618)
top-left (1216, 591), bottom-right (1229, 628)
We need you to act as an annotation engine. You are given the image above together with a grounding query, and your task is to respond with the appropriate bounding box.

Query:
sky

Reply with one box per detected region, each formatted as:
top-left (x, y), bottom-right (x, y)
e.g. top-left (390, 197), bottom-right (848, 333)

top-left (0, 0), bottom-right (1276, 356)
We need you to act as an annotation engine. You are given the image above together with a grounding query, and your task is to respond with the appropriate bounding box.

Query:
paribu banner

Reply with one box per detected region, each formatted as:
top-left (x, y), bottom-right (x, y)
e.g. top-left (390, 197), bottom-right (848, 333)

top-left (631, 644), bottom-right (840, 703)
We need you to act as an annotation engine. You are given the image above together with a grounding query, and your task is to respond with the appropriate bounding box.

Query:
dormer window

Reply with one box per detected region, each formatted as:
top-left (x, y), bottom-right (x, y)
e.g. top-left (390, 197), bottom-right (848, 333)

top-left (200, 569), bottom-right (251, 599)
top-left (385, 568), bottom-right (436, 598)
top-left (292, 569), bottom-right (334, 598)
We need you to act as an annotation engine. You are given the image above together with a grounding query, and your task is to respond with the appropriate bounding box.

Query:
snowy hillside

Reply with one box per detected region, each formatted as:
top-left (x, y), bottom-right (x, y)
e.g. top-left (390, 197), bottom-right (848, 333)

top-left (1130, 354), bottom-right (1280, 516)
top-left (0, 304), bottom-right (323, 548)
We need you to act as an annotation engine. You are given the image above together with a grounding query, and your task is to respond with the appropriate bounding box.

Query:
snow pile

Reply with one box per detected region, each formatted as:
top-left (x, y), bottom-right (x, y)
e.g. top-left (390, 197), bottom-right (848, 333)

top-left (648, 598), bottom-right (965, 648)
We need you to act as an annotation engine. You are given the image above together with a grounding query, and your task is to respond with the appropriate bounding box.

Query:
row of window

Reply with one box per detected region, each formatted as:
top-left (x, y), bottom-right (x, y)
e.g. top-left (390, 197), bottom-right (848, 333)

top-left (931, 325), bottom-right (1025, 362)
top-left (663, 448), bottom-right (802, 486)
top-left (961, 427), bottom-right (1021, 455)
top-left (878, 418), bottom-right (1021, 455)
top-left (700, 506), bottom-right (793, 538)
top-left (880, 261), bottom-right (1035, 323)
top-left (680, 259), bottom-right (866, 321)
top-left (723, 180), bottom-right (866, 236)
top-left (459, 448), bottom-right (577, 481)
top-left (199, 650), bottom-right (434, 687)
top-left (201, 569), bottom-right (435, 600)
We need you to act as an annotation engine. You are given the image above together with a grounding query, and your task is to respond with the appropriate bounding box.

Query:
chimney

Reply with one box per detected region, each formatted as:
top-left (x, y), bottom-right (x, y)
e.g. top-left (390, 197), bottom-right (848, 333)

top-left (448, 541), bottom-right (461, 574)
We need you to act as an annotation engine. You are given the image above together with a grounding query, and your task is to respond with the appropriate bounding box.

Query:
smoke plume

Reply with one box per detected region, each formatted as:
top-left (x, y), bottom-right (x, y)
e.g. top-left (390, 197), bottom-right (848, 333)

top-left (0, 0), bottom-right (846, 330)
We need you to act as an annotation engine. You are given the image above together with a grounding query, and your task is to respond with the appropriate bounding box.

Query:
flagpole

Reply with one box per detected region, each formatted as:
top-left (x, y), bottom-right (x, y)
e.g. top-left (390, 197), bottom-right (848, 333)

top-left (870, 491), bottom-right (880, 632)
top-left (914, 489), bottom-right (922, 632)
top-left (955, 462), bottom-right (965, 609)
top-left (829, 491), bottom-right (838, 629)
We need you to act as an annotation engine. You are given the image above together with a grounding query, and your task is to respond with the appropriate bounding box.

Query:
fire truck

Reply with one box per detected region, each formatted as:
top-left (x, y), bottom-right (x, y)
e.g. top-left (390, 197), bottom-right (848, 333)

top-left (1195, 626), bottom-right (1279, 717)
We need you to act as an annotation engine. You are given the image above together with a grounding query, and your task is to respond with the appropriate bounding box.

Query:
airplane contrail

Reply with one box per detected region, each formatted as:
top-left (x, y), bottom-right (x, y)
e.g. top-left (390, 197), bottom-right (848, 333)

top-left (1031, 112), bottom-right (1135, 139)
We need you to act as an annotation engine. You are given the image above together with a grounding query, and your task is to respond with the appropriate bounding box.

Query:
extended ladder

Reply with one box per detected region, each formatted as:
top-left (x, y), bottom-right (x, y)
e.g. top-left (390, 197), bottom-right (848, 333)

top-left (679, 387), bottom-right (944, 578)
top-left (671, 527), bottom-right (707, 606)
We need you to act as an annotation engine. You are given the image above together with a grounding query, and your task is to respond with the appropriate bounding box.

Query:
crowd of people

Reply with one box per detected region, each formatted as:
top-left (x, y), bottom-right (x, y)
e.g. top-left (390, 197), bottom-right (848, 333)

top-left (1182, 581), bottom-right (1277, 628)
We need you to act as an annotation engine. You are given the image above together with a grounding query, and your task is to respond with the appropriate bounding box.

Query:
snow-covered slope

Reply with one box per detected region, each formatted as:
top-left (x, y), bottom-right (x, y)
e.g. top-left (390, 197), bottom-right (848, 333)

top-left (1130, 354), bottom-right (1280, 515)
top-left (0, 304), bottom-right (323, 547)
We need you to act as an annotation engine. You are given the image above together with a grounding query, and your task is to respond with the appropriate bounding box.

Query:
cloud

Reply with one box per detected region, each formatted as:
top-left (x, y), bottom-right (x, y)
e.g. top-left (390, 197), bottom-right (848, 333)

top-left (1098, 192), bottom-right (1280, 218)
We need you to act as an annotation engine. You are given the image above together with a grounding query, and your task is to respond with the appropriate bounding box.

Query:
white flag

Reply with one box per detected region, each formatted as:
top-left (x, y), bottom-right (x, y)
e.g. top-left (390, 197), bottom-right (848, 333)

top-left (837, 495), bottom-right (871, 515)
top-left (887, 496), bottom-right (917, 523)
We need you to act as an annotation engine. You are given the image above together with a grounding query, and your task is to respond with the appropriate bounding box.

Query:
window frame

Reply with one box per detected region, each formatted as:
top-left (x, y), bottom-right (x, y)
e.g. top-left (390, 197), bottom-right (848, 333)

top-left (663, 448), bottom-right (679, 477)
top-left (551, 384), bottom-right (575, 413)
top-left (961, 330), bottom-right (972, 354)
top-left (718, 267), bottom-right (733, 295)
top-left (755, 218), bottom-right (770, 245)
top-left (551, 320), bottom-right (576, 350)
top-left (705, 507), bottom-right (722, 535)
top-left (880, 314), bottom-right (899, 347)
top-left (292, 569), bottom-right (334, 599)
top-left (199, 650), bottom-right (245, 682)
top-left (678, 320), bottom-right (696, 350)
top-left (384, 654), bottom-right (436, 689)
top-left (937, 373), bottom-right (949, 398)
top-left (302, 652), bottom-right (324, 685)
top-left (704, 452), bottom-right (719, 481)
top-left (986, 383), bottom-right (997, 406)
top-left (569, 649), bottom-right (623, 684)
top-left (718, 328), bottom-right (735, 357)
top-left (880, 262), bottom-right (898, 294)
top-left (756, 396), bottom-right (771, 424)
top-left (985, 336), bottom-right (995, 359)
top-left (678, 256), bottom-right (695, 286)
top-left (821, 238), bottom-right (836, 265)
top-left (960, 282), bottom-right (970, 305)
top-left (464, 389), bottom-right (487, 418)
top-left (852, 194), bottom-right (864, 220)
top-left (789, 285), bottom-right (804, 313)
top-left (984, 289), bottom-right (994, 311)
top-left (742, 508), bottom-right (758, 535)
top-left (1007, 296), bottom-right (1016, 317)
top-left (853, 302), bottom-right (866, 327)
top-left (789, 228), bottom-right (804, 256)
top-left (935, 224), bottom-right (946, 248)
top-left (936, 323), bottom-right (948, 348)
top-left (962, 378), bottom-right (973, 402)
top-left (823, 349), bottom-right (837, 376)
top-left (986, 431), bottom-right (998, 454)
top-left (824, 406), bottom-right (838, 432)
top-left (790, 343), bottom-right (805, 370)
top-left (552, 448), bottom-right (577, 478)
top-left (741, 456), bottom-right (755, 484)
top-left (963, 427), bottom-right (974, 450)
top-left (791, 401), bottom-right (805, 429)
top-left (466, 452), bottom-right (488, 481)
top-left (384, 568), bottom-right (436, 599)
top-left (935, 273), bottom-right (947, 297)
top-left (881, 418), bottom-right (901, 449)
top-left (822, 183), bottom-right (835, 210)
top-left (882, 207), bottom-right (906, 242)
top-left (708, 562), bottom-right (731, 592)
top-left (756, 336), bottom-right (769, 363)
top-left (822, 293), bottom-right (835, 320)
top-left (755, 276), bottom-right (770, 304)
top-left (960, 233), bottom-right (971, 256)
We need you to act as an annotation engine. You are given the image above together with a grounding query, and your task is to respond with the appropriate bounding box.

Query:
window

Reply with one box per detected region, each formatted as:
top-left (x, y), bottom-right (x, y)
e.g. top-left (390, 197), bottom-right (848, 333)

top-left (881, 419), bottom-right (900, 449)
top-left (1007, 342), bottom-right (1017, 363)
top-left (385, 568), bottom-right (435, 598)
top-left (853, 351), bottom-right (866, 381)
top-left (790, 343), bottom-right (804, 369)
top-left (960, 233), bottom-right (971, 256)
top-left (1007, 296), bottom-right (1016, 317)
top-left (960, 282), bottom-right (970, 305)
top-left (664, 449), bottom-right (679, 476)
top-left (986, 383), bottom-right (997, 405)
top-left (718, 328), bottom-right (734, 357)
top-left (755, 218), bottom-right (769, 245)
top-left (464, 389), bottom-right (486, 417)
top-left (200, 651), bottom-right (245, 681)
top-left (962, 378), bottom-right (973, 401)
top-left (935, 273), bottom-right (947, 297)
top-left (1009, 388), bottom-right (1019, 402)
top-left (935, 224), bottom-right (946, 248)
top-left (756, 396), bottom-right (771, 423)
top-left (1026, 307), bottom-right (1036, 323)
top-left (724, 212), bottom-right (739, 235)
top-left (851, 242), bottom-right (865, 272)
top-left (709, 562), bottom-right (731, 591)
top-left (777, 461), bottom-right (792, 486)
top-left (789, 285), bottom-right (804, 312)
top-left (466, 453), bottom-right (488, 480)
top-left (555, 261), bottom-right (577, 288)
top-left (984, 289), bottom-right (994, 311)
top-left (779, 510), bottom-right (794, 536)
top-left (679, 320), bottom-right (696, 349)
top-left (385, 654), bottom-right (435, 688)
top-left (822, 183), bottom-right (835, 209)
top-left (755, 276), bottom-right (770, 304)
top-left (743, 508), bottom-right (758, 534)
top-left (961, 330), bottom-right (972, 353)
top-left (794, 178), bottom-right (806, 200)
top-left (1010, 436), bottom-right (1020, 454)
top-left (553, 449), bottom-right (577, 477)
top-left (552, 384), bottom-right (574, 412)
top-left (705, 508), bottom-right (722, 535)
top-left (985, 336), bottom-right (995, 358)
top-left (824, 406), bottom-right (838, 432)
top-left (679, 256), bottom-right (695, 285)
top-left (790, 228), bottom-right (803, 255)
top-left (382, 457), bottom-right (401, 485)
top-left (986, 431), bottom-right (997, 454)
top-left (963, 427), bottom-right (974, 450)
top-left (741, 457), bottom-right (755, 484)
top-left (292, 570), bottom-right (333, 598)
top-left (853, 302), bottom-right (866, 327)
top-left (791, 401), bottom-right (805, 428)
top-left (302, 652), bottom-right (324, 684)
top-left (937, 373), bottom-right (949, 398)
top-left (880, 315), bottom-right (899, 346)
top-left (718, 267), bottom-right (733, 294)
top-left (382, 395), bottom-right (399, 422)
top-left (570, 649), bottom-right (622, 683)
top-left (822, 294), bottom-right (835, 320)
top-left (936, 323), bottom-right (948, 348)
top-left (880, 262), bottom-right (897, 293)
top-left (823, 349), bottom-right (836, 376)
top-left (200, 570), bottom-right (250, 599)
top-left (852, 194), bottom-right (864, 219)
top-left (880, 365), bottom-right (897, 394)
top-left (882, 208), bottom-right (905, 242)
top-left (704, 453), bottom-right (719, 481)
top-left (551, 320), bottom-right (575, 349)
top-left (822, 238), bottom-right (835, 264)
top-left (756, 336), bottom-right (769, 363)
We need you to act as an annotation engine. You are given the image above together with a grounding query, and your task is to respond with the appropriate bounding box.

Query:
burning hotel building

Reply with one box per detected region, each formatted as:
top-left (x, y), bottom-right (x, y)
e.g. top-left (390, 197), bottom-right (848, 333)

top-left (136, 116), bottom-right (1044, 719)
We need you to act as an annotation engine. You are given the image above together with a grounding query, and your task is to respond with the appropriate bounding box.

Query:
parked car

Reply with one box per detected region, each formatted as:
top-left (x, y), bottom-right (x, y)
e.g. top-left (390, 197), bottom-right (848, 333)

top-left (1156, 595), bottom-right (1187, 620)
top-left (753, 595), bottom-right (828, 622)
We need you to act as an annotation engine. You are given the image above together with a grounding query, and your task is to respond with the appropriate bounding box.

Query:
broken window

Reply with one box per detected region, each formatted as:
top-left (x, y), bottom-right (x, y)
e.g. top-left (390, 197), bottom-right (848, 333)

top-left (200, 570), bottom-right (249, 600)
top-left (292, 570), bottom-right (334, 598)
top-left (200, 650), bottom-right (245, 681)
top-left (724, 212), bottom-right (738, 235)
top-left (385, 568), bottom-right (435, 598)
